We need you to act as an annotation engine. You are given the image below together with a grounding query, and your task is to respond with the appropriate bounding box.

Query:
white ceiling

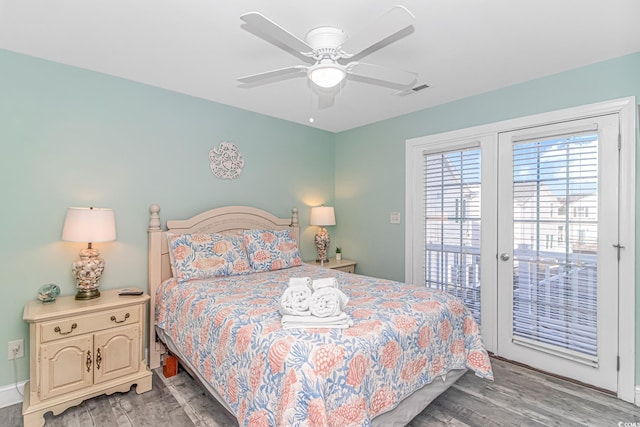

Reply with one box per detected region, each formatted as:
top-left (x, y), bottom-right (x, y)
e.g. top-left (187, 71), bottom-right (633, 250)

top-left (1, 0), bottom-right (639, 133)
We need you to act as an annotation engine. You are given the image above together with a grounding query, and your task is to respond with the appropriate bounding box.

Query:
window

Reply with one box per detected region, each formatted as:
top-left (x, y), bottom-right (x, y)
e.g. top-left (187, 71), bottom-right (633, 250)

top-left (545, 234), bottom-right (554, 249)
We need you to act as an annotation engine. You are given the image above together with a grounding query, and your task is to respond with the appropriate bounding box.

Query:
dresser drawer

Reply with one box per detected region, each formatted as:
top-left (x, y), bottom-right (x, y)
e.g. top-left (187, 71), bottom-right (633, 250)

top-left (40, 307), bottom-right (139, 343)
top-left (335, 265), bottom-right (355, 273)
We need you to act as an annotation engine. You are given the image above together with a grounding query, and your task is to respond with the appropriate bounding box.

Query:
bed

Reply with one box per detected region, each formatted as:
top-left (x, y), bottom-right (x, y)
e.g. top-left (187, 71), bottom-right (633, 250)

top-left (147, 204), bottom-right (493, 426)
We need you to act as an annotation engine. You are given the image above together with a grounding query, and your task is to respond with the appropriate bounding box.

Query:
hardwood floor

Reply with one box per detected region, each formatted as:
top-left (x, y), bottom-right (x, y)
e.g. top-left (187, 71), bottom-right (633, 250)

top-left (1, 358), bottom-right (638, 426)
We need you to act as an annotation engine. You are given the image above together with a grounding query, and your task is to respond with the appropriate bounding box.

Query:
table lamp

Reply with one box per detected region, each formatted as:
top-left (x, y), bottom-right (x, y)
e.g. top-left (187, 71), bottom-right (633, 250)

top-left (62, 207), bottom-right (116, 300)
top-left (310, 206), bottom-right (335, 263)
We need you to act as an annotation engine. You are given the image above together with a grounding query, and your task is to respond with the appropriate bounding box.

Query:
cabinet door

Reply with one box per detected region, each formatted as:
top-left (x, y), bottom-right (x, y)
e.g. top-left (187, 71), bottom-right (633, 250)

top-left (93, 324), bottom-right (140, 385)
top-left (41, 335), bottom-right (93, 400)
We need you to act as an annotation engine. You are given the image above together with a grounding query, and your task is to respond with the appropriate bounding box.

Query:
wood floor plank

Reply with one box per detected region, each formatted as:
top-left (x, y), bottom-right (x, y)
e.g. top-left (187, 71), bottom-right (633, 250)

top-left (88, 393), bottom-right (127, 426)
top-left (408, 405), bottom-right (472, 427)
top-left (156, 367), bottom-right (238, 427)
top-left (428, 384), bottom-right (552, 427)
top-left (449, 371), bottom-right (590, 425)
top-left (118, 375), bottom-right (196, 427)
top-left (485, 359), bottom-right (640, 421)
top-left (0, 402), bottom-right (22, 427)
top-left (43, 402), bottom-right (93, 427)
top-left (3, 359), bottom-right (639, 426)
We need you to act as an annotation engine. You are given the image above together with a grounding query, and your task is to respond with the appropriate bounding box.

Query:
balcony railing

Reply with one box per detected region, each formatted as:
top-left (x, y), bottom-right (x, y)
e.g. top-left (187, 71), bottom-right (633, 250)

top-left (513, 247), bottom-right (597, 356)
top-left (425, 243), bottom-right (481, 322)
top-left (425, 244), bottom-right (598, 355)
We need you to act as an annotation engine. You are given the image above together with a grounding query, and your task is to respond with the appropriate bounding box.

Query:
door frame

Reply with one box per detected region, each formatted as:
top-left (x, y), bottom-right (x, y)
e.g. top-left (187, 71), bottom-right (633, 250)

top-left (405, 96), bottom-right (636, 403)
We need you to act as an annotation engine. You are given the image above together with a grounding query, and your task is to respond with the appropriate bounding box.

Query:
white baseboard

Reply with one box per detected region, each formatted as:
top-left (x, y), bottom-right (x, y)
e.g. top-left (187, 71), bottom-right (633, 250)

top-left (636, 385), bottom-right (640, 407)
top-left (0, 380), bottom-right (25, 409)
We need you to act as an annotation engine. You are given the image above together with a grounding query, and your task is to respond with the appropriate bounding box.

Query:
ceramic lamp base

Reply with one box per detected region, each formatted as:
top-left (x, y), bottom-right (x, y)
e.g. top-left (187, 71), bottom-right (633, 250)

top-left (72, 245), bottom-right (105, 300)
top-left (314, 227), bottom-right (330, 263)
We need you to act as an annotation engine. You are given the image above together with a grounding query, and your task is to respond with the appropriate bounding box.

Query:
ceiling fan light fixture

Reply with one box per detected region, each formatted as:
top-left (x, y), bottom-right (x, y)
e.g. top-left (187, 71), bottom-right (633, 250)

top-left (308, 61), bottom-right (346, 89)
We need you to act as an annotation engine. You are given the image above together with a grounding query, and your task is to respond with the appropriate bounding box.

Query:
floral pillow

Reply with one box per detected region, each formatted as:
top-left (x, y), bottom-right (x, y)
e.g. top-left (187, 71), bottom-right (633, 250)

top-left (242, 229), bottom-right (302, 272)
top-left (167, 233), bottom-right (251, 282)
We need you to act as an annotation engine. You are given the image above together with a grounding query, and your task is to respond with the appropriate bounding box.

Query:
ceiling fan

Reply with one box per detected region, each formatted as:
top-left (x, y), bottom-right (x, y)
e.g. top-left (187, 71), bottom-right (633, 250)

top-left (238, 6), bottom-right (418, 107)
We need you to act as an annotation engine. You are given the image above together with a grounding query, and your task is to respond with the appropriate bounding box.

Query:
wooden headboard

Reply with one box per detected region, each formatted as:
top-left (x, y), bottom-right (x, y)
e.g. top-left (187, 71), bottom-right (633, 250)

top-left (147, 204), bottom-right (300, 369)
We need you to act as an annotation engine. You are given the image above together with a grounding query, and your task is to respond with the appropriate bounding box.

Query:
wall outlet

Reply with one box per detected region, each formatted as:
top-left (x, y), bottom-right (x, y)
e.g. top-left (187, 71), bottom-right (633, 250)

top-left (8, 339), bottom-right (24, 360)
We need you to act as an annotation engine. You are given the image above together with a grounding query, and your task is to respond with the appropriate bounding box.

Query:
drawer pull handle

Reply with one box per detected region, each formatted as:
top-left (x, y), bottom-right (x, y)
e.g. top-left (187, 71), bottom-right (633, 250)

top-left (111, 313), bottom-right (130, 324)
top-left (54, 323), bottom-right (77, 335)
top-left (86, 350), bottom-right (92, 372)
top-left (96, 348), bottom-right (102, 370)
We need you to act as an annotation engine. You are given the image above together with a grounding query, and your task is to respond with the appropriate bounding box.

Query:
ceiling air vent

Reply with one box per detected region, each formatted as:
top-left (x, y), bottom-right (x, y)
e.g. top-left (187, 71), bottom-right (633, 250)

top-left (394, 83), bottom-right (429, 96)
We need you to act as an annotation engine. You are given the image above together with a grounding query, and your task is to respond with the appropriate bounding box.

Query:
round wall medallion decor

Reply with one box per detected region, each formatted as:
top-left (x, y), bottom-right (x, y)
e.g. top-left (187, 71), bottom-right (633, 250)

top-left (209, 142), bottom-right (244, 179)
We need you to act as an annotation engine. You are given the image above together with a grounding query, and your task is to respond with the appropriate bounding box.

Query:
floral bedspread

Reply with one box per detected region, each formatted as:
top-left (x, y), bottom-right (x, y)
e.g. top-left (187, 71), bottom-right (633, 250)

top-left (156, 265), bottom-right (493, 427)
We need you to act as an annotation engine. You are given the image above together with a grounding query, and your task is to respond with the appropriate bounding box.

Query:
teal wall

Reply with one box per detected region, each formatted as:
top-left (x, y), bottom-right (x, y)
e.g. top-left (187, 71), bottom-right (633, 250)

top-left (0, 49), bottom-right (335, 387)
top-left (1, 47), bottom-right (639, 391)
top-left (333, 52), bottom-right (640, 382)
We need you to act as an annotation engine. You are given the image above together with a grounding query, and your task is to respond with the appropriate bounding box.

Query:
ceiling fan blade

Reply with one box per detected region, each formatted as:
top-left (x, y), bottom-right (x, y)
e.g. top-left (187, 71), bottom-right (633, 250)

top-left (238, 66), bottom-right (308, 85)
top-left (241, 12), bottom-right (314, 57)
top-left (347, 62), bottom-right (417, 89)
top-left (339, 5), bottom-right (415, 58)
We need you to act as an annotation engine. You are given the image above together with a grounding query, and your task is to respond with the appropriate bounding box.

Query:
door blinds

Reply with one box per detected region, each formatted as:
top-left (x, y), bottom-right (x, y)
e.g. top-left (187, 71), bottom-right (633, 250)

top-left (511, 129), bottom-right (599, 360)
top-left (423, 148), bottom-right (482, 323)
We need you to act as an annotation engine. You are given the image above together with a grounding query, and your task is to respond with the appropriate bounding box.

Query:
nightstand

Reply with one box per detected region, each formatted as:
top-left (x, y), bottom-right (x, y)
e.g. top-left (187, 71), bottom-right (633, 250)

top-left (307, 258), bottom-right (357, 273)
top-left (22, 289), bottom-right (152, 427)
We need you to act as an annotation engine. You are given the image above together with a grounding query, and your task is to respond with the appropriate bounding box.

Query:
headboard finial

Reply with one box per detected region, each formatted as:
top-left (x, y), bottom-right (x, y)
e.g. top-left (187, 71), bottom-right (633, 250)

top-left (291, 207), bottom-right (299, 227)
top-left (149, 204), bottom-right (161, 230)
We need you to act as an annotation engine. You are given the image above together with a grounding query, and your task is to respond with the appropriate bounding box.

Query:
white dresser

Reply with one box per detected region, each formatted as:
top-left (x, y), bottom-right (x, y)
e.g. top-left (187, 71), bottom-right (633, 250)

top-left (22, 290), bottom-right (152, 427)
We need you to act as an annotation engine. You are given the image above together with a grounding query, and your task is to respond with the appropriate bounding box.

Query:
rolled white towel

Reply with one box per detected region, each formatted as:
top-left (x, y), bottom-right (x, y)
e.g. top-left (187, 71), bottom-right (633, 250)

top-left (309, 287), bottom-right (349, 318)
top-left (289, 277), bottom-right (312, 288)
top-left (279, 279), bottom-right (312, 316)
top-left (281, 312), bottom-right (353, 329)
top-left (312, 277), bottom-right (337, 291)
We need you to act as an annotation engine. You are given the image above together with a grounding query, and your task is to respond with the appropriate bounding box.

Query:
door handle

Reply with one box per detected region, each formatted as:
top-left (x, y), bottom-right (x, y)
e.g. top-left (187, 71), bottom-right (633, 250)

top-left (500, 253), bottom-right (510, 261)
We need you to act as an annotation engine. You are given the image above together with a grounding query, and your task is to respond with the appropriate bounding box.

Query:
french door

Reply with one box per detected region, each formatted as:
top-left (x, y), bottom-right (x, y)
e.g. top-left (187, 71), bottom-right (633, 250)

top-left (496, 115), bottom-right (619, 391)
top-left (406, 98), bottom-right (635, 400)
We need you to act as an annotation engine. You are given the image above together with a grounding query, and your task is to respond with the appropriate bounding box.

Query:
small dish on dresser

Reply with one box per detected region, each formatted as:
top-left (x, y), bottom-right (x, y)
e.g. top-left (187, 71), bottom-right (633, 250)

top-left (37, 284), bottom-right (60, 303)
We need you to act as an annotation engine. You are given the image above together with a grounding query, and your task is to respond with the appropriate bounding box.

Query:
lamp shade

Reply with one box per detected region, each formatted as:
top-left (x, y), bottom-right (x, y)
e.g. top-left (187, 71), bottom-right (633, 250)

top-left (62, 207), bottom-right (116, 243)
top-left (310, 206), bottom-right (336, 227)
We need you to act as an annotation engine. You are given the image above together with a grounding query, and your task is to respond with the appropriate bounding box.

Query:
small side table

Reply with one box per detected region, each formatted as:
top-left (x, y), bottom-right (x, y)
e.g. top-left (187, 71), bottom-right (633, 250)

top-left (22, 289), bottom-right (152, 427)
top-left (307, 258), bottom-right (356, 273)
